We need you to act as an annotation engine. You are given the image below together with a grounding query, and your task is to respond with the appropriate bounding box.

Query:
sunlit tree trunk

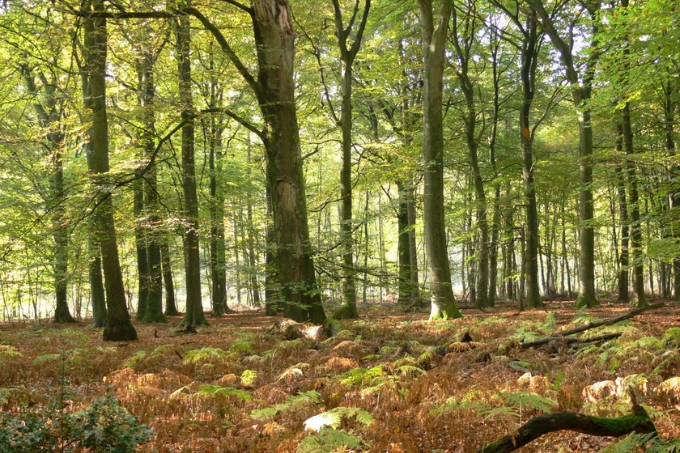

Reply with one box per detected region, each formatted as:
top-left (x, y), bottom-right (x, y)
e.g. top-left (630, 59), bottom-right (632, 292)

top-left (417, 0), bottom-right (462, 320)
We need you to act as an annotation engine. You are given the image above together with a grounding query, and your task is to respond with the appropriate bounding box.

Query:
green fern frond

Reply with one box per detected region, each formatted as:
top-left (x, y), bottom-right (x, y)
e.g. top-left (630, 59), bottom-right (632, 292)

top-left (250, 390), bottom-right (322, 421)
top-left (183, 347), bottom-right (228, 365)
top-left (241, 369), bottom-right (257, 387)
top-left (32, 353), bottom-right (61, 364)
top-left (296, 428), bottom-right (366, 453)
top-left (500, 391), bottom-right (558, 412)
top-left (124, 350), bottom-right (147, 368)
top-left (197, 384), bottom-right (252, 401)
top-left (395, 364), bottom-right (426, 378)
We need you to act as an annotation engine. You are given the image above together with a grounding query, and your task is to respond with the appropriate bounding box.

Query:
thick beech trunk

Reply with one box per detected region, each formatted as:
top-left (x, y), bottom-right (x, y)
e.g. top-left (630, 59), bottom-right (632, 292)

top-left (85, 0), bottom-right (137, 341)
top-left (417, 0), bottom-right (461, 320)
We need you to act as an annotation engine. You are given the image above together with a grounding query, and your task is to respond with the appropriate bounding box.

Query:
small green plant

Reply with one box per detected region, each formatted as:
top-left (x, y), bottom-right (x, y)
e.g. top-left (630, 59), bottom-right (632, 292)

top-left (250, 390), bottom-right (321, 421)
top-left (297, 428), bottom-right (366, 453)
top-left (241, 369), bottom-right (257, 387)
top-left (0, 391), bottom-right (151, 453)
top-left (183, 347), bottom-right (228, 365)
top-left (124, 350), bottom-right (147, 368)
top-left (197, 384), bottom-right (252, 401)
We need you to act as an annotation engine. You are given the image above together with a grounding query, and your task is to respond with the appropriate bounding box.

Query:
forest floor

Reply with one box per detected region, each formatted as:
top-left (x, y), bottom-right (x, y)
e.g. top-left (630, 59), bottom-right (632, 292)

top-left (1, 297), bottom-right (680, 452)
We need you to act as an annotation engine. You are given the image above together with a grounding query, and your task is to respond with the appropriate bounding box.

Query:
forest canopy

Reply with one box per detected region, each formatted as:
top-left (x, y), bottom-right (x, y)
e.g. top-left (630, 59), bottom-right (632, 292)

top-left (0, 0), bottom-right (678, 336)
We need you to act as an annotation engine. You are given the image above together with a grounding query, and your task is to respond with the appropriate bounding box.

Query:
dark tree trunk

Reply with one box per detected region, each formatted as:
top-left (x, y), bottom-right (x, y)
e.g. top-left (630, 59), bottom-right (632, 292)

top-left (397, 181), bottom-right (412, 305)
top-left (615, 124), bottom-right (630, 302)
top-left (84, 0), bottom-right (137, 341)
top-left (175, 4), bottom-right (207, 328)
top-left (161, 240), bottom-right (179, 316)
top-left (519, 12), bottom-right (543, 308)
top-left (134, 176), bottom-right (149, 321)
top-left (137, 51), bottom-right (166, 324)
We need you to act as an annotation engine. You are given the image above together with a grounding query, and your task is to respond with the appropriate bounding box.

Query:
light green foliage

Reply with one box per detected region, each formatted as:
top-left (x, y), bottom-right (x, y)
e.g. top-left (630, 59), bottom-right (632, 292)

top-left (197, 384), bottom-right (252, 401)
top-left (296, 428), bottom-right (366, 453)
top-left (303, 406), bottom-right (373, 431)
top-left (240, 370), bottom-right (257, 387)
top-left (0, 345), bottom-right (22, 358)
top-left (511, 312), bottom-right (558, 342)
top-left (183, 347), bottom-right (229, 365)
top-left (662, 327), bottom-right (680, 348)
top-left (32, 353), bottom-right (61, 365)
top-left (340, 365), bottom-right (385, 387)
top-left (149, 345), bottom-right (172, 357)
top-left (229, 338), bottom-right (254, 355)
top-left (499, 391), bottom-right (558, 413)
top-left (124, 351), bottom-right (147, 368)
top-left (602, 433), bottom-right (680, 453)
top-left (250, 390), bottom-right (322, 421)
top-left (0, 388), bottom-right (12, 406)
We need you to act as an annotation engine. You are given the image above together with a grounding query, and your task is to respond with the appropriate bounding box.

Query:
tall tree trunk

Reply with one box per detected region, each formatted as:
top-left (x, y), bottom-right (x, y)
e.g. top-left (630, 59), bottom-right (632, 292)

top-left (451, 2), bottom-right (489, 308)
top-left (245, 139), bottom-right (261, 306)
top-left (189, 1), bottom-right (326, 323)
top-left (207, 80), bottom-right (227, 317)
top-left (137, 51), bottom-right (166, 324)
top-left (134, 175), bottom-right (149, 320)
top-left (407, 184), bottom-right (422, 304)
top-left (528, 0), bottom-right (600, 308)
top-left (622, 102), bottom-right (647, 306)
top-left (330, 0), bottom-right (370, 320)
top-left (417, 0), bottom-right (461, 320)
top-left (84, 0), bottom-right (137, 341)
top-left (519, 13), bottom-right (543, 308)
top-left (20, 67), bottom-right (75, 324)
top-left (175, 3), bottom-right (207, 327)
top-left (397, 181), bottom-right (412, 305)
top-left (615, 123), bottom-right (630, 301)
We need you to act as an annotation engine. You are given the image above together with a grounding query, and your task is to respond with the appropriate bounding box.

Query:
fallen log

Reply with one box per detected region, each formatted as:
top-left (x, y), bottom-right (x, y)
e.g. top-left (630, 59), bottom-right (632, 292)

top-left (551, 302), bottom-right (664, 337)
top-left (477, 404), bottom-right (656, 453)
top-left (521, 332), bottom-right (623, 349)
top-left (520, 303), bottom-right (663, 349)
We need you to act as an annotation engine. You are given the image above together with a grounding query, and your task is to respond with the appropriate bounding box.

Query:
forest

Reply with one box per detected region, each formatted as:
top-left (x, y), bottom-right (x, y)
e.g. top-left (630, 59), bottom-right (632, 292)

top-left (0, 0), bottom-right (679, 452)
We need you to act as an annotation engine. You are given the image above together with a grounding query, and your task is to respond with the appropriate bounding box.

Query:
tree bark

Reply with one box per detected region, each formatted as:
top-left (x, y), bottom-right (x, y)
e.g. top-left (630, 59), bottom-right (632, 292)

top-left (84, 0), bottom-right (137, 341)
top-left (417, 0), bottom-right (462, 320)
top-left (477, 405), bottom-right (656, 453)
top-left (175, 2), bottom-right (207, 328)
top-left (330, 0), bottom-right (370, 321)
top-left (161, 240), bottom-right (179, 316)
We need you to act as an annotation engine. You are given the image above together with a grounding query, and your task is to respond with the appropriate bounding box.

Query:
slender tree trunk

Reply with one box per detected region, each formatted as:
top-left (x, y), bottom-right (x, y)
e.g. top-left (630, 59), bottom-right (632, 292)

top-left (451, 3), bottom-right (489, 308)
top-left (134, 175), bottom-right (149, 320)
top-left (20, 68), bottom-right (75, 323)
top-left (84, 0), bottom-right (137, 341)
top-left (246, 140), bottom-right (261, 306)
top-left (175, 4), bottom-right (207, 327)
top-left (397, 181), bottom-right (412, 305)
top-left (622, 102), bottom-right (647, 306)
top-left (407, 184), bottom-right (422, 304)
top-left (208, 86), bottom-right (227, 316)
top-left (519, 13), bottom-right (543, 308)
top-left (330, 0), bottom-right (370, 320)
top-left (161, 240), bottom-right (179, 315)
top-left (417, 0), bottom-right (461, 320)
top-left (615, 124), bottom-right (630, 301)
top-left (137, 53), bottom-right (166, 323)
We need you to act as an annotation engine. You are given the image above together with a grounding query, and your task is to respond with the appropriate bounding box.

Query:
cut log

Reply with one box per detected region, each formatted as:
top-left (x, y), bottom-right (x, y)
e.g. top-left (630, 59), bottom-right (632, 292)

top-left (477, 405), bottom-right (656, 453)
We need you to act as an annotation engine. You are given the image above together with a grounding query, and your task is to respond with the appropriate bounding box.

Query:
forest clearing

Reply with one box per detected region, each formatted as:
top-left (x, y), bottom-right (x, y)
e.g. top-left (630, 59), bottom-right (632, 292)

top-left (1, 300), bottom-right (680, 452)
